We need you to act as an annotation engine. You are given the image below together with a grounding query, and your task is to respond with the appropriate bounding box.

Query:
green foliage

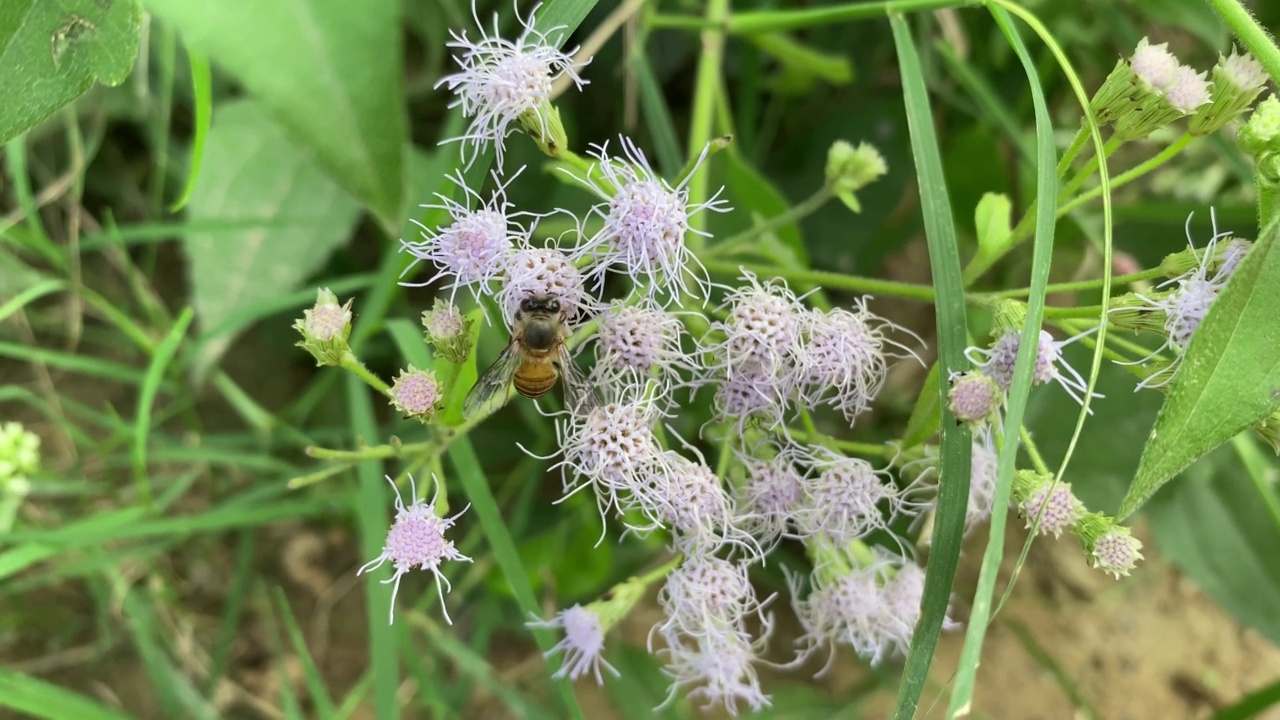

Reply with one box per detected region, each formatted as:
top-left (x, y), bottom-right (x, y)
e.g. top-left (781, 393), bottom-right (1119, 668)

top-left (1122, 218), bottom-right (1280, 517)
top-left (143, 0), bottom-right (408, 230)
top-left (0, 0), bottom-right (142, 144)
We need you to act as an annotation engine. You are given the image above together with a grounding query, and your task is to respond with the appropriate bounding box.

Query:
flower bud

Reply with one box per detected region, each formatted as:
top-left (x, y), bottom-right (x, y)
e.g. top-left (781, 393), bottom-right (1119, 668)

top-left (1237, 95), bottom-right (1280, 157)
top-left (422, 300), bottom-right (473, 364)
top-left (947, 371), bottom-right (1003, 427)
top-left (1071, 512), bottom-right (1144, 578)
top-left (390, 366), bottom-right (443, 421)
top-left (1189, 50), bottom-right (1268, 135)
top-left (1091, 39), bottom-right (1178, 126)
top-left (826, 141), bottom-right (887, 213)
top-left (0, 422), bottom-right (40, 481)
top-left (1012, 471), bottom-right (1082, 538)
top-left (294, 288), bottom-right (353, 366)
top-left (519, 100), bottom-right (571, 159)
top-left (1114, 65), bottom-right (1211, 141)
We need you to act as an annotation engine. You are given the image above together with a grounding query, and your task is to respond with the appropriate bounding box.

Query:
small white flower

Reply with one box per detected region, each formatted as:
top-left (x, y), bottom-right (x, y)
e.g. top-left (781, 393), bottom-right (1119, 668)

top-left (787, 553), bottom-right (896, 672)
top-left (735, 444), bottom-right (808, 546)
top-left (1129, 37), bottom-right (1181, 91)
top-left (555, 397), bottom-right (669, 526)
top-left (498, 242), bottom-right (591, 329)
top-left (438, 2), bottom-right (588, 168)
top-left (401, 168), bottom-right (526, 305)
top-left (649, 451), bottom-right (759, 558)
top-left (358, 475), bottom-right (472, 625)
top-left (527, 604), bottom-right (619, 684)
top-left (657, 554), bottom-right (763, 639)
top-left (657, 622), bottom-right (773, 716)
top-left (797, 452), bottom-right (920, 545)
top-left (570, 136), bottom-right (730, 304)
top-left (588, 301), bottom-right (695, 402)
top-left (1090, 527), bottom-right (1144, 579)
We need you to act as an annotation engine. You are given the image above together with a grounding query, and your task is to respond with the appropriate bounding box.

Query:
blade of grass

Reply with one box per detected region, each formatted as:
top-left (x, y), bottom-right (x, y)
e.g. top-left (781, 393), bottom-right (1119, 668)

top-left (629, 33), bottom-right (683, 177)
top-left (446, 436), bottom-right (585, 720)
top-left (274, 587), bottom-right (339, 718)
top-left (0, 279), bottom-right (64, 323)
top-left (133, 307), bottom-right (194, 506)
top-left (414, 616), bottom-right (554, 720)
top-left (948, 5), bottom-right (1111, 717)
top-left (0, 341), bottom-right (154, 386)
top-left (345, 374), bottom-right (398, 720)
top-left (888, 14), bottom-right (972, 720)
top-left (171, 49), bottom-right (212, 212)
top-left (2, 137), bottom-right (65, 272)
top-left (0, 668), bottom-right (135, 720)
top-left (206, 529), bottom-right (256, 696)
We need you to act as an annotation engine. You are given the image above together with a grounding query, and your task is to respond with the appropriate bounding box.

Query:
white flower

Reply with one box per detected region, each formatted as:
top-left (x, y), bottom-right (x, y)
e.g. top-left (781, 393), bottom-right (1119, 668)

top-left (498, 242), bottom-right (591, 329)
top-left (570, 136), bottom-right (729, 304)
top-left (437, 2), bottom-right (588, 168)
top-left (966, 327), bottom-right (1098, 409)
top-left (588, 301), bottom-right (695, 403)
top-left (657, 622), bottom-right (773, 716)
top-left (735, 444), bottom-right (808, 547)
top-left (796, 451), bottom-right (920, 545)
top-left (527, 604), bottom-right (619, 684)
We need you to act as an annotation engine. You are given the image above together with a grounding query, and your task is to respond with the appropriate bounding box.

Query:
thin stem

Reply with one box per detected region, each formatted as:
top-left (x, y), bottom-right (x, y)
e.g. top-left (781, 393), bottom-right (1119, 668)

top-left (1057, 134), bottom-right (1194, 217)
top-left (684, 0), bottom-right (729, 249)
top-left (306, 440), bottom-right (436, 461)
top-left (649, 0), bottom-right (982, 34)
top-left (982, 266), bottom-right (1167, 299)
top-left (340, 352), bottom-right (392, 397)
top-left (1056, 124), bottom-right (1090, 177)
top-left (707, 185), bottom-right (834, 258)
top-left (702, 260), bottom-right (937, 301)
top-left (787, 429), bottom-right (893, 458)
top-left (1056, 137), bottom-right (1121, 202)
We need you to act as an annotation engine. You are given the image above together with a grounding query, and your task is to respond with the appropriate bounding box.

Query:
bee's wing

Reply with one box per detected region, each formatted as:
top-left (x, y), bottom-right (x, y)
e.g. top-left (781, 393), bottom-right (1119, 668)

top-left (464, 340), bottom-right (523, 419)
top-left (555, 344), bottom-right (598, 414)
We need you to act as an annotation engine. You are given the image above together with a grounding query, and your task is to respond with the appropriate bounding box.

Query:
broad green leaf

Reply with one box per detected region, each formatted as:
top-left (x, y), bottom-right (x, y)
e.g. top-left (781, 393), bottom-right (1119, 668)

top-left (184, 101), bottom-right (361, 382)
top-left (0, 0), bottom-right (141, 144)
top-left (974, 192), bottom-right (1013, 257)
top-left (143, 0), bottom-right (406, 230)
top-left (1145, 444), bottom-right (1280, 644)
top-left (1121, 219), bottom-right (1280, 518)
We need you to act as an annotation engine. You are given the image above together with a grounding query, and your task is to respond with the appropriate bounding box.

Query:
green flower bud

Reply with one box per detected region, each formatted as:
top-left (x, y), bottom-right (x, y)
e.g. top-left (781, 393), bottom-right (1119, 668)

top-left (1237, 95), bottom-right (1280, 157)
top-left (518, 101), bottom-right (570, 160)
top-left (826, 140), bottom-right (887, 213)
top-left (294, 288), bottom-right (353, 367)
top-left (422, 300), bottom-right (474, 365)
top-left (1189, 50), bottom-right (1268, 136)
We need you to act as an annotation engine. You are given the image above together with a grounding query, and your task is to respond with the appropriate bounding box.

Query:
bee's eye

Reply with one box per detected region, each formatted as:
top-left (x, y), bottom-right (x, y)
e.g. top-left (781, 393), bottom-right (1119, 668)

top-left (547, 298), bottom-right (560, 312)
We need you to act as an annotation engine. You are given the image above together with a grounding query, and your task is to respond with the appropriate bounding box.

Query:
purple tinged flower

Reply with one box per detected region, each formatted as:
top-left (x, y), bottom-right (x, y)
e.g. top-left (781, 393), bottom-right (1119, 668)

top-left (498, 243), bottom-right (590, 329)
top-left (718, 272), bottom-right (804, 373)
top-left (556, 398), bottom-right (668, 524)
top-left (657, 623), bottom-right (772, 716)
top-left (402, 169), bottom-right (525, 305)
top-left (437, 2), bottom-right (588, 168)
top-left (650, 451), bottom-right (759, 557)
top-left (1090, 527), bottom-right (1144, 579)
top-left (1020, 482), bottom-right (1083, 538)
top-left (788, 552), bottom-right (904, 672)
top-left (967, 428), bottom-right (1000, 530)
top-left (947, 371), bottom-right (1003, 426)
top-left (1165, 65), bottom-right (1212, 114)
top-left (1129, 37), bottom-right (1180, 92)
top-left (797, 452), bottom-right (918, 545)
top-left (1221, 51), bottom-right (1268, 93)
top-left (590, 301), bottom-right (693, 398)
top-left (796, 300), bottom-right (920, 423)
top-left (708, 366), bottom-right (790, 435)
top-left (358, 474), bottom-right (472, 625)
top-left (389, 366), bottom-right (443, 419)
top-left (571, 137), bottom-right (730, 304)
top-left (735, 446), bottom-right (808, 546)
top-left (658, 554), bottom-right (759, 638)
top-left (303, 292), bottom-right (351, 341)
top-left (527, 604), bottom-right (619, 684)
top-left (966, 328), bottom-right (1097, 409)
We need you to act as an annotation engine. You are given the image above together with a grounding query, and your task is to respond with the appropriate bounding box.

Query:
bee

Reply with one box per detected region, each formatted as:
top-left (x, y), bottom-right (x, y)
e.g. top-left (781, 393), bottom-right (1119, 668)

top-left (463, 293), bottom-right (595, 417)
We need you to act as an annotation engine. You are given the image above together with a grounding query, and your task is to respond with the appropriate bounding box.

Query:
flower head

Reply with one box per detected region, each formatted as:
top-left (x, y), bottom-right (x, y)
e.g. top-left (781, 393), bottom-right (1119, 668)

top-left (1017, 476), bottom-right (1083, 538)
top-left (1191, 50), bottom-right (1269, 135)
top-left (294, 288), bottom-right (353, 366)
top-left (947, 370), bottom-right (1003, 427)
top-left (797, 452), bottom-right (920, 545)
top-left (966, 327), bottom-right (1098, 409)
top-left (658, 554), bottom-right (762, 639)
top-left (528, 604), bottom-right (619, 684)
top-left (571, 137), bottom-right (729, 304)
top-left (650, 451), bottom-right (758, 557)
top-left (1129, 38), bottom-right (1180, 91)
top-left (438, 2), bottom-right (588, 167)
top-left (796, 300), bottom-right (920, 422)
top-left (590, 301), bottom-right (693, 400)
top-left (788, 551), bottom-right (908, 671)
top-left (556, 397), bottom-right (670, 527)
top-left (390, 367), bottom-right (443, 420)
top-left (826, 140), bottom-right (888, 213)
top-left (422, 300), bottom-right (474, 364)
top-left (498, 243), bottom-right (590, 330)
top-left (1165, 66), bottom-right (1212, 114)
top-left (0, 422), bottom-right (40, 484)
top-left (401, 169), bottom-right (526, 305)
top-left (1090, 526), bottom-right (1144, 578)
top-left (658, 623), bottom-right (772, 715)
top-left (359, 475), bottom-right (472, 624)
top-left (735, 444), bottom-right (808, 546)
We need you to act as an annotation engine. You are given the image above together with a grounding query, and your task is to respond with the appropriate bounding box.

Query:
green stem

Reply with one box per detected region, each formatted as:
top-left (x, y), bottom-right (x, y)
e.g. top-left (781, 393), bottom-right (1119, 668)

top-left (982, 267), bottom-right (1166, 299)
top-left (787, 429), bottom-right (892, 457)
top-left (307, 440), bottom-right (435, 461)
top-left (649, 0), bottom-right (981, 34)
top-left (707, 185), bottom-right (835, 258)
top-left (1203, 0), bottom-right (1280, 84)
top-left (702, 260), bottom-right (937, 301)
top-left (685, 0), bottom-right (730, 249)
top-left (1056, 124), bottom-right (1090, 177)
top-left (1057, 134), bottom-right (1194, 217)
top-left (1056, 137), bottom-right (1121, 203)
top-left (340, 352), bottom-right (391, 397)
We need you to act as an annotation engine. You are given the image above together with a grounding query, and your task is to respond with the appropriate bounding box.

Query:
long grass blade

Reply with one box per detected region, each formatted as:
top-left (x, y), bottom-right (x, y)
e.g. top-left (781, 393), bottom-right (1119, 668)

top-left (133, 307), bottom-right (194, 506)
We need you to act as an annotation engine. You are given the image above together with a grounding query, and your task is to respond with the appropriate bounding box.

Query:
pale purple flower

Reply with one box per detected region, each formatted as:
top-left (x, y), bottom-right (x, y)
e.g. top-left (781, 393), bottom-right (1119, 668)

top-left (657, 554), bottom-right (765, 640)
top-left (712, 271), bottom-right (805, 375)
top-left (966, 328), bottom-right (1097, 409)
top-left (735, 445), bottom-right (808, 546)
top-left (569, 137), bottom-right (729, 304)
top-left (589, 300), bottom-right (694, 399)
top-left (527, 604), bottom-right (619, 684)
top-left (1090, 527), bottom-right (1144, 579)
top-left (402, 169), bottom-right (525, 304)
top-left (797, 452), bottom-right (919, 546)
top-left (787, 552), bottom-right (902, 672)
top-left (389, 367), bottom-right (443, 419)
top-left (795, 300), bottom-right (921, 423)
top-left (555, 397), bottom-right (669, 526)
top-left (947, 370), bottom-right (1003, 426)
top-left (498, 243), bottom-right (590, 329)
top-left (437, 1), bottom-right (588, 168)
top-left (303, 295), bottom-right (351, 342)
top-left (708, 366), bottom-right (790, 435)
top-left (1166, 65), bottom-right (1212, 114)
top-left (1020, 482), bottom-right (1083, 538)
top-left (649, 451), bottom-right (759, 557)
top-left (657, 623), bottom-right (773, 715)
top-left (358, 475), bottom-right (472, 625)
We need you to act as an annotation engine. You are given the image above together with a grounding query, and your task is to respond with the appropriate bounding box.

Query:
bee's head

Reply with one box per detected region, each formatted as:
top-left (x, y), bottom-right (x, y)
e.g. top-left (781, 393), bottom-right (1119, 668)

top-left (519, 294), bottom-right (561, 314)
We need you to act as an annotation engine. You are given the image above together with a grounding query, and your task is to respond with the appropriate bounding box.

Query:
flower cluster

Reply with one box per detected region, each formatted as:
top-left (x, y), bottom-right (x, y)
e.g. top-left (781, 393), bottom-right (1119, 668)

top-left (1090, 38), bottom-right (1267, 140)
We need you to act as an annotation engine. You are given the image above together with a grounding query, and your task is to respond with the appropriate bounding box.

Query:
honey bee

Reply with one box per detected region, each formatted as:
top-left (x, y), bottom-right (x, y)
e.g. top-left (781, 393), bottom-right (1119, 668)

top-left (464, 293), bottom-right (595, 417)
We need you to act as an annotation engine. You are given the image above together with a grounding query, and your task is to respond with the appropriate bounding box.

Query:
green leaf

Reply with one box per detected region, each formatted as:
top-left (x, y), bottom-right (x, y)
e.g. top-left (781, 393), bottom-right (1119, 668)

top-left (143, 0), bottom-right (406, 229)
top-left (746, 31), bottom-right (853, 94)
top-left (974, 192), bottom-right (1013, 258)
top-left (0, 0), bottom-right (142, 144)
top-left (183, 100), bottom-right (362, 382)
top-left (1120, 219), bottom-right (1280, 517)
top-left (887, 15), bottom-right (973, 720)
top-left (1145, 443), bottom-right (1280, 644)
top-left (0, 668), bottom-right (135, 720)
